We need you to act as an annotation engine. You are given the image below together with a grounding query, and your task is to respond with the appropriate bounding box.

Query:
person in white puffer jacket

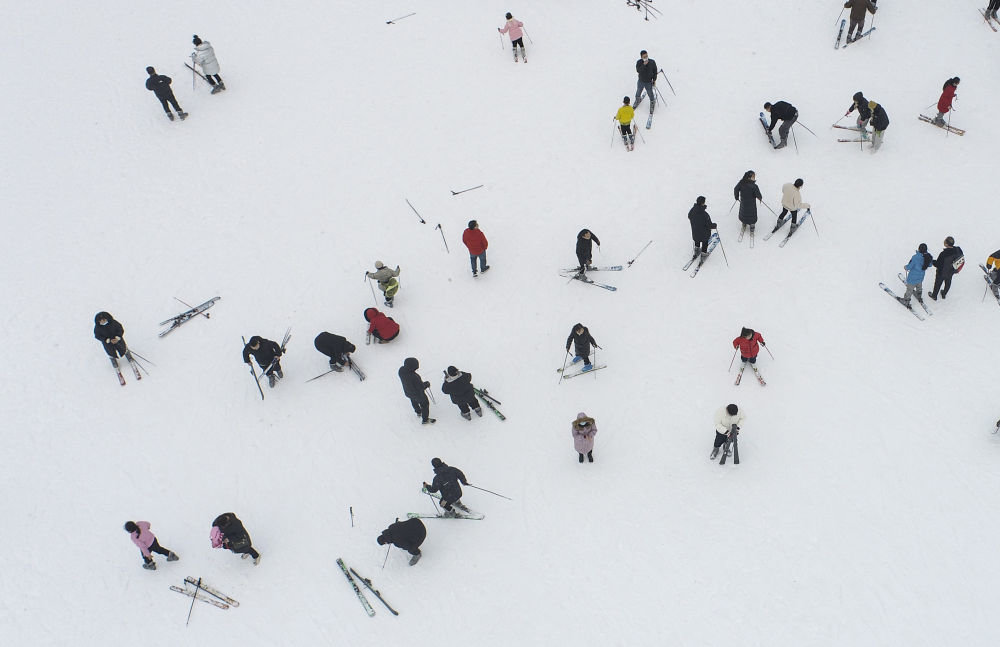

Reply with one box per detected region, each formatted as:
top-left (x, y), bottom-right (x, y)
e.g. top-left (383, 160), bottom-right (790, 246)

top-left (710, 404), bottom-right (745, 460)
top-left (774, 178), bottom-right (811, 233)
top-left (191, 35), bottom-right (225, 94)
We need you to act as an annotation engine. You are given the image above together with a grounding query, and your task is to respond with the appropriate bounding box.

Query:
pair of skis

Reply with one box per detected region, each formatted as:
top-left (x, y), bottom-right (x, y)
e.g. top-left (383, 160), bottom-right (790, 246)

top-left (759, 112), bottom-right (777, 147)
top-left (306, 358), bottom-right (367, 382)
top-left (841, 27), bottom-right (876, 48)
top-left (112, 351), bottom-right (149, 386)
top-left (834, 123), bottom-right (870, 143)
top-left (409, 488), bottom-right (485, 520)
top-left (734, 362), bottom-right (766, 386)
top-left (169, 576), bottom-right (239, 610)
top-left (474, 388), bottom-right (506, 420)
top-left (918, 114), bottom-right (966, 136)
top-left (720, 431), bottom-right (740, 465)
top-left (761, 210), bottom-right (813, 247)
top-left (879, 273), bottom-right (933, 320)
top-left (557, 364), bottom-right (608, 379)
top-left (159, 296), bottom-right (220, 337)
top-left (337, 558), bottom-right (398, 616)
top-left (736, 224), bottom-right (756, 248)
top-left (686, 233), bottom-right (722, 278)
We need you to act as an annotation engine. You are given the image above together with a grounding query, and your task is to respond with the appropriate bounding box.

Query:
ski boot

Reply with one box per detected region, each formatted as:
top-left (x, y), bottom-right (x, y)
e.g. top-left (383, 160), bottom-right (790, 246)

top-left (474, 407), bottom-right (483, 417)
top-left (275, 368), bottom-right (283, 379)
top-left (267, 374), bottom-right (277, 388)
top-left (177, 111), bottom-right (189, 121)
top-left (472, 270), bottom-right (478, 277)
top-left (587, 451), bottom-right (594, 463)
top-left (571, 356), bottom-right (583, 364)
top-left (774, 140), bottom-right (787, 149)
top-left (219, 82), bottom-right (227, 91)
top-left (933, 113), bottom-right (945, 126)
top-left (253, 554), bottom-right (261, 565)
top-left (481, 265), bottom-right (490, 273)
top-left (710, 448), bottom-right (720, 460)
top-left (211, 84), bottom-right (223, 95)
top-left (443, 509), bottom-right (459, 518)
top-left (421, 418), bottom-right (437, 425)
top-left (409, 552), bottom-right (422, 565)
top-left (579, 453), bottom-right (585, 463)
top-left (166, 112), bottom-right (175, 121)
top-left (582, 364), bottom-right (594, 372)
top-left (167, 552), bottom-right (179, 562)
top-left (461, 411), bottom-right (472, 421)
top-left (789, 222), bottom-right (798, 233)
top-left (143, 561), bottom-right (157, 571)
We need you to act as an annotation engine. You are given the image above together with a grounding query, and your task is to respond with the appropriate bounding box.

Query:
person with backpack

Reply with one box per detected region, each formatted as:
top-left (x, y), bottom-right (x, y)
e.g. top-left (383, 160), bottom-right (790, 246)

top-left (144, 66), bottom-right (187, 121)
top-left (733, 170), bottom-right (762, 235)
top-left (124, 521), bottom-right (179, 571)
top-left (366, 261), bottom-right (400, 307)
top-left (210, 513), bottom-right (260, 565)
top-left (710, 404), bottom-right (745, 460)
top-left (868, 100), bottom-right (889, 152)
top-left (985, 249), bottom-right (1000, 299)
top-left (441, 366), bottom-right (482, 420)
top-left (899, 244), bottom-right (934, 309)
top-left (928, 237), bottom-right (964, 301)
top-left (571, 412), bottom-right (598, 463)
top-left (498, 12), bottom-right (527, 62)
top-left (462, 220), bottom-right (489, 277)
top-left (934, 77), bottom-right (960, 126)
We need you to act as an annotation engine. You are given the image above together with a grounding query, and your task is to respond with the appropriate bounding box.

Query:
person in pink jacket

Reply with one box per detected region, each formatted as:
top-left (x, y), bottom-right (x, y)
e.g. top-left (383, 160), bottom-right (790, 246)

top-left (123, 521), bottom-right (179, 570)
top-left (572, 412), bottom-right (598, 463)
top-left (498, 13), bottom-right (527, 63)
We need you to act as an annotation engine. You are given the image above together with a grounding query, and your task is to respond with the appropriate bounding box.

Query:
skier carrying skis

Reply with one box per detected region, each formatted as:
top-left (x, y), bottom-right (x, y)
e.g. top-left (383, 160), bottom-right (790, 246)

top-left (363, 307), bottom-right (400, 344)
top-left (190, 35), bottom-right (225, 94)
top-left (498, 12), bottom-right (526, 62)
top-left (441, 366), bottom-right (482, 420)
top-left (313, 332), bottom-right (356, 371)
top-left (423, 457), bottom-right (469, 517)
top-left (776, 179), bottom-right (810, 232)
top-left (145, 66), bottom-right (187, 121)
top-left (934, 77), bottom-right (960, 126)
top-left (734, 170), bottom-right (762, 234)
top-left (566, 323), bottom-right (600, 372)
top-left (366, 261), bottom-right (400, 307)
top-left (846, 91), bottom-right (872, 134)
top-left (986, 249), bottom-right (1000, 299)
top-left (928, 237), bottom-right (964, 301)
top-left (377, 518), bottom-right (426, 566)
top-left (843, 0), bottom-right (877, 43)
top-left (763, 100), bottom-right (797, 149)
top-left (733, 327), bottom-right (766, 365)
top-left (615, 96), bottom-right (636, 151)
top-left (688, 196), bottom-right (718, 256)
top-left (634, 50), bottom-right (658, 113)
top-left (242, 335), bottom-right (283, 387)
top-left (399, 357), bottom-right (434, 424)
top-left (575, 229), bottom-right (601, 272)
top-left (899, 243), bottom-right (934, 309)
top-left (124, 521), bottom-right (178, 571)
top-left (869, 100), bottom-right (889, 152)
top-left (210, 513), bottom-right (260, 565)
top-left (462, 220), bottom-right (490, 277)
top-left (94, 311), bottom-right (131, 363)
top-left (572, 412), bottom-right (598, 463)
top-left (710, 404), bottom-right (745, 460)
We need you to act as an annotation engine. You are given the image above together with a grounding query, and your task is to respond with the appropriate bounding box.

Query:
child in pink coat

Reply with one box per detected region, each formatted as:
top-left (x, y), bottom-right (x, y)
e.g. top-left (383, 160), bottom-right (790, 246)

top-left (124, 521), bottom-right (179, 570)
top-left (498, 13), bottom-right (527, 63)
top-left (572, 412), bottom-right (598, 463)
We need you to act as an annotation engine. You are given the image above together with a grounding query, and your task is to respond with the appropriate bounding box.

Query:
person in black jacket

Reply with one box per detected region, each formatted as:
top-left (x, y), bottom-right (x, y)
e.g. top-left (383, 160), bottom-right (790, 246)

top-left (377, 517), bottom-right (427, 565)
top-left (566, 323), bottom-right (600, 371)
top-left (313, 332), bottom-right (356, 371)
top-left (846, 91), bottom-right (872, 134)
top-left (763, 100), bottom-right (797, 149)
top-left (688, 196), bottom-right (718, 255)
top-left (575, 229), bottom-right (601, 272)
top-left (868, 100), bottom-right (889, 152)
top-left (399, 357), bottom-right (435, 424)
top-left (423, 457), bottom-right (470, 516)
top-left (211, 512), bottom-right (260, 565)
top-left (94, 312), bottom-right (131, 367)
top-left (928, 237), bottom-right (964, 301)
top-left (145, 66), bottom-right (187, 121)
top-left (243, 335), bottom-right (283, 387)
top-left (633, 50), bottom-right (658, 114)
top-left (733, 171), bottom-right (762, 234)
top-left (441, 366), bottom-right (482, 420)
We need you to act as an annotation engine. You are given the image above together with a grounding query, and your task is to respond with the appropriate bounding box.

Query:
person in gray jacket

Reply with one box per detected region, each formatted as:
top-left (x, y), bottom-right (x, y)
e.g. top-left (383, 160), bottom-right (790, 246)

top-left (191, 35), bottom-right (225, 93)
top-left (366, 261), bottom-right (401, 307)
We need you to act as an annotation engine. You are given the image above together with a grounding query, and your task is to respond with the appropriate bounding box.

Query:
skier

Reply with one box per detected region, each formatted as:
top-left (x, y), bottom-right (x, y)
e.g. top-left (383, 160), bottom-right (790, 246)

top-left (377, 517), bottom-right (427, 566)
top-left (986, 249), bottom-right (1000, 298)
top-left (94, 311), bottom-right (132, 366)
top-left (776, 179), bottom-right (810, 232)
top-left (733, 327), bottom-right (766, 365)
top-left (575, 229), bottom-right (601, 272)
top-left (733, 170), bottom-right (762, 234)
top-left (124, 521), bottom-right (179, 571)
top-left (934, 77), bottom-right (960, 126)
top-left (989, 0), bottom-right (1000, 21)
top-left (566, 323), bottom-right (600, 372)
top-left (399, 357), bottom-right (434, 424)
top-left (843, 0), bottom-right (877, 43)
top-left (615, 96), bottom-right (636, 151)
top-left (869, 100), bottom-right (889, 152)
top-left (366, 261), bottom-right (400, 307)
top-left (899, 243), bottom-right (934, 309)
top-left (928, 237), bottom-right (964, 301)
top-left (710, 404), bottom-right (745, 460)
top-left (763, 100), bottom-right (798, 149)
top-left (441, 366), bottom-right (482, 420)
top-left (688, 196), bottom-right (718, 256)
top-left (633, 50), bottom-right (658, 113)
top-left (462, 220), bottom-right (490, 277)
top-left (210, 513), bottom-right (260, 565)
top-left (242, 335), bottom-right (283, 387)
top-left (423, 457), bottom-right (469, 517)
top-left (572, 412), bottom-right (598, 463)
top-left (498, 12), bottom-right (526, 62)
top-left (363, 307), bottom-right (400, 344)
top-left (190, 35), bottom-right (225, 94)
top-left (145, 66), bottom-right (187, 121)
top-left (846, 91), bottom-right (872, 134)
top-left (313, 332), bottom-right (356, 371)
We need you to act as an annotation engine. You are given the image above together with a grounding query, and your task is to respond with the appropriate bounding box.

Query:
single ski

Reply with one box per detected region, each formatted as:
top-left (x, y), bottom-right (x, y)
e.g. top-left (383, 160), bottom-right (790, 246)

top-left (561, 265), bottom-right (623, 272)
top-left (778, 211), bottom-right (811, 248)
top-left (474, 388), bottom-right (502, 405)
top-left (646, 114), bottom-right (653, 129)
top-left (918, 115), bottom-right (965, 136)
top-left (407, 512), bottom-right (484, 520)
top-left (682, 251), bottom-right (700, 271)
top-left (128, 356), bottom-right (143, 381)
top-left (349, 358), bottom-right (366, 381)
top-left (184, 62), bottom-right (210, 84)
top-left (473, 388), bottom-right (506, 420)
top-left (832, 124), bottom-right (864, 132)
top-left (169, 585), bottom-right (229, 609)
top-left (898, 273), bottom-right (933, 316)
top-left (759, 112), bottom-right (777, 147)
top-left (835, 18), bottom-right (846, 49)
top-left (750, 364), bottom-right (766, 386)
top-left (242, 335), bottom-right (266, 400)
top-left (183, 577), bottom-right (239, 607)
top-left (258, 327), bottom-right (292, 383)
top-left (982, 8), bottom-right (999, 31)
top-left (842, 26), bottom-right (875, 47)
top-left (762, 215), bottom-right (790, 241)
top-left (734, 362), bottom-right (746, 385)
top-left (561, 272), bottom-right (617, 291)
top-left (159, 297), bottom-right (220, 337)
top-left (690, 234), bottom-right (721, 278)
top-left (336, 558), bottom-right (375, 617)
top-left (838, 138), bottom-right (865, 143)
top-left (349, 568), bottom-right (399, 616)
top-left (879, 282), bottom-right (925, 320)
top-left (737, 224), bottom-right (747, 243)
top-left (733, 434), bottom-right (740, 464)
top-left (559, 365), bottom-right (608, 379)
top-left (719, 436), bottom-right (733, 465)
top-left (111, 357), bottom-right (126, 386)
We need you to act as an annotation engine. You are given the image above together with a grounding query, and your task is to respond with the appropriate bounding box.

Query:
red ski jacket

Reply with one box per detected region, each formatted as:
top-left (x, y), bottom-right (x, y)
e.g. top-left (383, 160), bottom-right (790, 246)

top-left (938, 84), bottom-right (957, 113)
top-left (462, 228), bottom-right (488, 255)
top-left (733, 332), bottom-right (765, 358)
top-left (364, 308), bottom-right (400, 340)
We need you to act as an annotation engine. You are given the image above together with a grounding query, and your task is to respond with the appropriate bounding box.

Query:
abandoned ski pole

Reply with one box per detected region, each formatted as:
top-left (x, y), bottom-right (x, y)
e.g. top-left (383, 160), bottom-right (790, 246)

top-left (185, 577), bottom-right (203, 626)
top-left (435, 223), bottom-right (450, 253)
top-left (405, 198), bottom-right (426, 224)
top-left (451, 184), bottom-right (483, 196)
top-left (386, 12), bottom-right (415, 24)
top-left (627, 240), bottom-right (653, 267)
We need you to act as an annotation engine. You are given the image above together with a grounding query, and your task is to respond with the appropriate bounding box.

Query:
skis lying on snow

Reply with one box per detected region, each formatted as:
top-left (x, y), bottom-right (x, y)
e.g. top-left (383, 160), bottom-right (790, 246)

top-left (898, 273), bottom-right (933, 316)
top-left (560, 271), bottom-right (617, 291)
top-left (184, 577), bottom-right (239, 606)
top-left (918, 115), bottom-right (965, 136)
top-left (169, 577), bottom-right (237, 610)
top-left (349, 567), bottom-right (398, 615)
top-left (473, 388), bottom-right (506, 420)
top-left (337, 558), bottom-right (375, 617)
top-left (879, 282), bottom-right (925, 320)
top-left (159, 297), bottom-right (220, 337)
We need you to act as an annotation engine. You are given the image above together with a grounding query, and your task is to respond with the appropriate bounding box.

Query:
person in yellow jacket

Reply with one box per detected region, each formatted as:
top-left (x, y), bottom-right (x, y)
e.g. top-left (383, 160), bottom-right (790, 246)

top-left (615, 96), bottom-right (636, 151)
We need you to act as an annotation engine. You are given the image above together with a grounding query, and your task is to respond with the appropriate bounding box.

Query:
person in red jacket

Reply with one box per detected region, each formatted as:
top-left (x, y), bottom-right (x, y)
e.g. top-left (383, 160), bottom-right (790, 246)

top-left (934, 77), bottom-right (960, 126)
top-left (732, 327), bottom-right (765, 365)
top-left (462, 220), bottom-right (490, 277)
top-left (364, 307), bottom-right (400, 344)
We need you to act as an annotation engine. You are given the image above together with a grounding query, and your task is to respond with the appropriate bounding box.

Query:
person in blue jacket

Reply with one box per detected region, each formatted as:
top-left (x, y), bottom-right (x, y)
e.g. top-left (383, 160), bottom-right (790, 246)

top-left (899, 243), bottom-right (933, 309)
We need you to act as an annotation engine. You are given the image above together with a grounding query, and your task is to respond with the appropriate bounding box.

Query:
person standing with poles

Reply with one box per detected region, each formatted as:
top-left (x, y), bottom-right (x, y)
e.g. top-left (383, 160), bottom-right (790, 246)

top-left (399, 357), bottom-right (435, 424)
top-left (566, 323), bottom-right (600, 372)
top-left (462, 220), bottom-right (490, 277)
top-left (633, 50), bottom-right (658, 114)
top-left (763, 100), bottom-right (797, 149)
top-left (688, 196), bottom-right (718, 257)
top-left (934, 77), bottom-right (960, 126)
top-left (190, 35), bottom-right (225, 94)
top-left (843, 0), bottom-right (877, 43)
top-left (575, 229), bottom-right (601, 273)
top-left (366, 261), bottom-right (400, 307)
top-left (498, 12), bottom-right (526, 62)
top-left (898, 243), bottom-right (934, 310)
top-left (845, 91), bottom-right (872, 137)
top-left (928, 237), bottom-right (964, 301)
top-left (145, 66), bottom-right (188, 121)
top-left (776, 179), bottom-right (810, 233)
top-left (734, 170), bottom-right (762, 237)
top-left (423, 457), bottom-right (470, 517)
top-left (615, 96), bottom-right (636, 151)
top-left (242, 335), bottom-right (283, 388)
top-left (124, 521), bottom-right (179, 571)
top-left (710, 404), bottom-right (745, 460)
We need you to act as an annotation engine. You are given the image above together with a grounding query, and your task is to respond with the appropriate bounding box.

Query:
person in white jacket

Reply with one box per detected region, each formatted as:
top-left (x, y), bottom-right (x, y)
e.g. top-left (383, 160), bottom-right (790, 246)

top-left (774, 179), bottom-right (811, 233)
top-left (710, 403), bottom-right (745, 460)
top-left (191, 35), bottom-right (225, 94)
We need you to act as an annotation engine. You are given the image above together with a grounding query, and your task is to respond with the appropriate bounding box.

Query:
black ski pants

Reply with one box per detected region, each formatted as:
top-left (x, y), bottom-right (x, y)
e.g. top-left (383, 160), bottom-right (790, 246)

top-left (778, 208), bottom-right (800, 225)
top-left (206, 74), bottom-right (223, 86)
top-left (408, 393), bottom-right (430, 422)
top-left (693, 237), bottom-right (710, 253)
top-left (454, 395), bottom-right (479, 415)
top-left (142, 538), bottom-right (173, 563)
top-left (102, 338), bottom-right (127, 358)
top-left (155, 92), bottom-right (182, 114)
top-left (989, 0), bottom-right (1000, 13)
top-left (930, 271), bottom-right (954, 298)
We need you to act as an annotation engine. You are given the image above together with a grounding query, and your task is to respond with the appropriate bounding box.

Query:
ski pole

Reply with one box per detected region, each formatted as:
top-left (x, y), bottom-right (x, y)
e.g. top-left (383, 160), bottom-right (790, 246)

top-left (946, 110), bottom-right (952, 139)
top-left (381, 545), bottom-right (391, 569)
top-left (191, 60), bottom-right (196, 91)
top-left (405, 198), bottom-right (426, 224)
top-left (632, 120), bottom-right (646, 144)
top-left (350, 506), bottom-right (354, 528)
top-left (558, 351), bottom-right (570, 384)
top-left (435, 223), bottom-right (450, 253)
top-left (185, 577), bottom-right (202, 626)
top-left (658, 69), bottom-right (676, 95)
top-left (832, 113), bottom-right (846, 127)
top-left (522, 28), bottom-right (533, 44)
top-left (796, 121), bottom-right (818, 137)
top-left (174, 296), bottom-right (212, 320)
top-left (807, 209), bottom-right (819, 236)
top-left (728, 349), bottom-right (738, 372)
top-left (425, 489), bottom-right (441, 513)
top-left (367, 276), bottom-right (379, 306)
top-left (727, 200), bottom-right (737, 216)
top-left (627, 240), bottom-right (652, 267)
top-left (499, 32), bottom-right (504, 49)
top-left (425, 384), bottom-right (436, 404)
top-left (834, 7), bottom-right (845, 26)
top-left (241, 336), bottom-right (265, 400)
top-left (763, 344), bottom-right (775, 360)
top-left (791, 128), bottom-right (799, 154)
top-left (611, 120), bottom-right (618, 150)
top-left (716, 235), bottom-right (730, 267)
top-left (760, 200), bottom-right (779, 217)
top-left (466, 484), bottom-right (512, 500)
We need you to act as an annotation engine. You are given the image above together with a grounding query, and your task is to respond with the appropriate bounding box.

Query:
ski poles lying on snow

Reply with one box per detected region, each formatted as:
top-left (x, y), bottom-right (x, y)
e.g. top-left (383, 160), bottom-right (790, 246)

top-left (627, 240), bottom-right (652, 267)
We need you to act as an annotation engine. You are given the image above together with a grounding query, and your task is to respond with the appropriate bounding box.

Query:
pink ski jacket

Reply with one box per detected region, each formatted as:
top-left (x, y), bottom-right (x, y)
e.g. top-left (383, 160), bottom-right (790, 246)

top-left (499, 19), bottom-right (524, 41)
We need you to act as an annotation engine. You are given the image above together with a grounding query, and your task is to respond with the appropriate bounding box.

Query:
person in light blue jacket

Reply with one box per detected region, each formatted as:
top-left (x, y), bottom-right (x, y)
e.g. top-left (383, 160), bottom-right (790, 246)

top-left (900, 243), bottom-right (933, 308)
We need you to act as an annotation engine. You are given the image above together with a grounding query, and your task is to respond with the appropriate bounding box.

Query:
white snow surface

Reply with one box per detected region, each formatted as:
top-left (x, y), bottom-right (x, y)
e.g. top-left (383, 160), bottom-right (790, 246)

top-left (4, 1), bottom-right (1000, 645)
